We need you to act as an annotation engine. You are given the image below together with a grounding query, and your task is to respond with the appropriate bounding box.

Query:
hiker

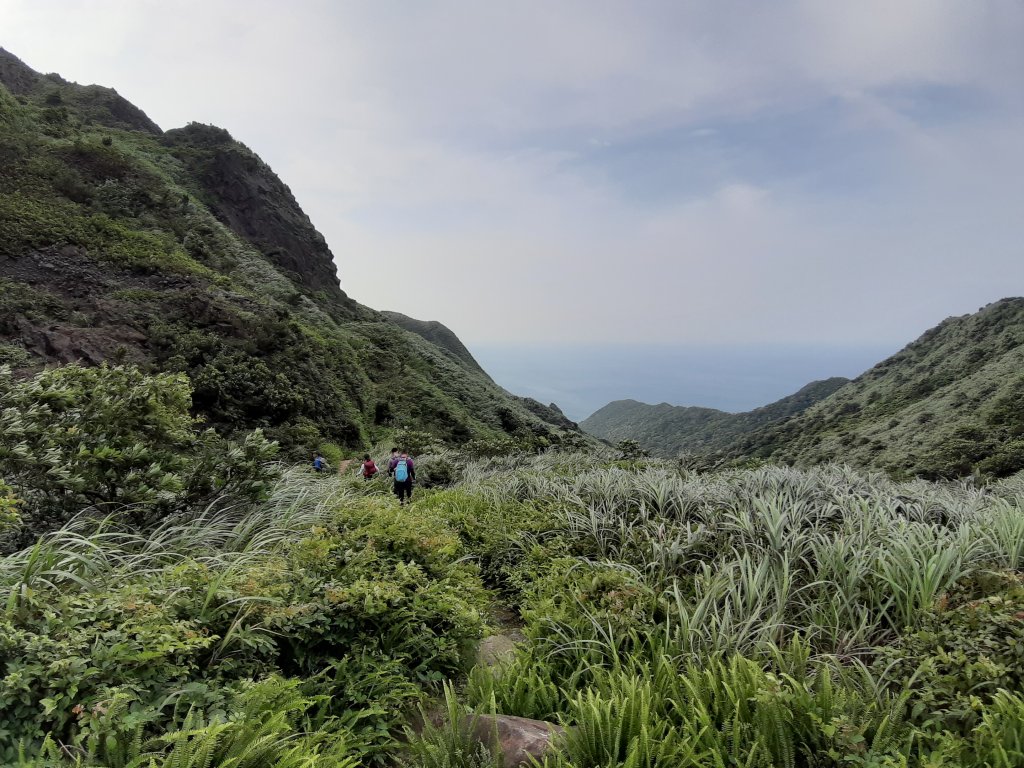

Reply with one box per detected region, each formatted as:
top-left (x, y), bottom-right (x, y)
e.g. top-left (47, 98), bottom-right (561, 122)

top-left (388, 450), bottom-right (416, 505)
top-left (312, 452), bottom-right (329, 473)
top-left (360, 453), bottom-right (379, 480)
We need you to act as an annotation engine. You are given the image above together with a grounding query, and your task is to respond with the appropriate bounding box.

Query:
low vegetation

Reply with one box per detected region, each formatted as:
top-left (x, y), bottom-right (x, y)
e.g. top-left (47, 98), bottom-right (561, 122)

top-left (2, 365), bottom-right (1023, 766)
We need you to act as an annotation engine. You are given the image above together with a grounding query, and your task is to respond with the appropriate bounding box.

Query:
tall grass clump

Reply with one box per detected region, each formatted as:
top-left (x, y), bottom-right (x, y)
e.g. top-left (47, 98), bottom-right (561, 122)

top-left (445, 454), bottom-right (1024, 764)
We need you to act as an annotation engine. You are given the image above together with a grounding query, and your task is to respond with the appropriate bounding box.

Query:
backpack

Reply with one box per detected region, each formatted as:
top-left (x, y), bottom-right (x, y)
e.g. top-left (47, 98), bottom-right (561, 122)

top-left (313, 457), bottom-right (324, 470)
top-left (363, 460), bottom-right (377, 477)
top-left (394, 459), bottom-right (409, 482)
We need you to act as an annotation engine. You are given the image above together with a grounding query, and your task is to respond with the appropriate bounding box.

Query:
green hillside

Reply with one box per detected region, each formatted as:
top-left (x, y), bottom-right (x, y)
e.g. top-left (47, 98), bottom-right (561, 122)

top-left (731, 298), bottom-right (1024, 478)
top-left (0, 48), bottom-right (573, 454)
top-left (581, 377), bottom-right (848, 457)
top-left (382, 311), bottom-right (491, 378)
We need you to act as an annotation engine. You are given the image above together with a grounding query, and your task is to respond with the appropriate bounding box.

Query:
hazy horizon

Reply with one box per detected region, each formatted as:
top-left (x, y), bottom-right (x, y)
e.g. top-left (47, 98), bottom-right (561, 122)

top-left (471, 342), bottom-right (899, 422)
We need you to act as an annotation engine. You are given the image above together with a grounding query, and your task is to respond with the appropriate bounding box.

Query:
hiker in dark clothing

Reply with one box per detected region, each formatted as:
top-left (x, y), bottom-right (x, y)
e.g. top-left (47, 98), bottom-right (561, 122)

top-left (388, 450), bottom-right (415, 505)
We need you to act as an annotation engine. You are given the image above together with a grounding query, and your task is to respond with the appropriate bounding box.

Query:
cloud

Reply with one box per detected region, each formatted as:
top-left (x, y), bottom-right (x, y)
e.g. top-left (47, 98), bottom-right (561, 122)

top-left (2, 0), bottom-right (1022, 348)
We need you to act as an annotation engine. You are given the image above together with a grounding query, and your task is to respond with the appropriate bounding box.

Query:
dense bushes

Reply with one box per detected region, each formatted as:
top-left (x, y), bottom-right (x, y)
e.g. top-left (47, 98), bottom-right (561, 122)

top-left (436, 453), bottom-right (1024, 766)
top-left (0, 475), bottom-right (489, 763)
top-left (0, 365), bottom-right (277, 544)
top-left (0, 366), bottom-right (280, 548)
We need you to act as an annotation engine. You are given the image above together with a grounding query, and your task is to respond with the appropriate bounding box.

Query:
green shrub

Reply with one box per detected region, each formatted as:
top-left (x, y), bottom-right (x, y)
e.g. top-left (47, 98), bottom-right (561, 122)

top-left (19, 677), bottom-right (358, 767)
top-left (0, 587), bottom-right (217, 750)
top-left (872, 582), bottom-right (1024, 737)
top-left (0, 365), bottom-right (278, 543)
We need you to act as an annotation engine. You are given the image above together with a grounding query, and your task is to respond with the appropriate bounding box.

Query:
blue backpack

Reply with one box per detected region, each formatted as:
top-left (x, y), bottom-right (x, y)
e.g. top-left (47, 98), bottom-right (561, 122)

top-left (394, 459), bottom-right (409, 482)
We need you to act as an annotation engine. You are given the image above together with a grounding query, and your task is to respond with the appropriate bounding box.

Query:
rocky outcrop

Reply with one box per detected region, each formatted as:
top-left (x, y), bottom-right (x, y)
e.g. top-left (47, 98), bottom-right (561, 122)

top-left (19, 321), bottom-right (147, 366)
top-left (163, 123), bottom-right (353, 306)
top-left (476, 634), bottom-right (520, 667)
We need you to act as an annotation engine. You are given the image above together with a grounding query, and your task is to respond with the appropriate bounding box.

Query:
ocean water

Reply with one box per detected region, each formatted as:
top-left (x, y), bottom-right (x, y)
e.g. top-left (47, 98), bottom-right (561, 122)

top-left (470, 344), bottom-right (900, 422)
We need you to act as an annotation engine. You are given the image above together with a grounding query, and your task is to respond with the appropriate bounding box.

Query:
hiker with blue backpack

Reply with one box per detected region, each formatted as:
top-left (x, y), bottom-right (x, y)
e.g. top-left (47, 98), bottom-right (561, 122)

top-left (312, 452), bottom-right (330, 473)
top-left (388, 449), bottom-right (416, 505)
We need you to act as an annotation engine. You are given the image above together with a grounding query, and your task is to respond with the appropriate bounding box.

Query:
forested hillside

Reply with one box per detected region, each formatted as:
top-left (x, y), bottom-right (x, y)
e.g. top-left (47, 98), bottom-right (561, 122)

top-left (732, 298), bottom-right (1024, 478)
top-left (0, 48), bottom-right (573, 455)
top-left (581, 377), bottom-right (848, 457)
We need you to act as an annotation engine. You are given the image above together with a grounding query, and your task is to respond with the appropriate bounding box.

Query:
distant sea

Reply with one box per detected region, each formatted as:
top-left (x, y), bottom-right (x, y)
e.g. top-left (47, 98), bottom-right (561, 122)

top-left (470, 344), bottom-right (901, 422)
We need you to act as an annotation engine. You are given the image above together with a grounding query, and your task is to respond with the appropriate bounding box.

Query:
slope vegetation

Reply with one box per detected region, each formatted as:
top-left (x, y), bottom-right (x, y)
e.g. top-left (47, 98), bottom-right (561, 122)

top-left (0, 48), bottom-right (571, 453)
top-left (582, 377), bottom-right (848, 456)
top-left (732, 298), bottom-right (1024, 478)
top-left (382, 311), bottom-right (490, 377)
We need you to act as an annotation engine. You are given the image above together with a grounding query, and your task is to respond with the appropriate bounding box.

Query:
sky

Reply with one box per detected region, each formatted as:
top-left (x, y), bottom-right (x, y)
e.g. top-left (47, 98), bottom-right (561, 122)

top-left (3, 2), bottom-right (1023, 360)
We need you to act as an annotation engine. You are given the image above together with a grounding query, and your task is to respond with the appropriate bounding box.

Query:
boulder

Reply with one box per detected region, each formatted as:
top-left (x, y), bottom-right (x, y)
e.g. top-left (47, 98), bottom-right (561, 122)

top-left (464, 714), bottom-right (563, 768)
top-left (477, 634), bottom-right (520, 667)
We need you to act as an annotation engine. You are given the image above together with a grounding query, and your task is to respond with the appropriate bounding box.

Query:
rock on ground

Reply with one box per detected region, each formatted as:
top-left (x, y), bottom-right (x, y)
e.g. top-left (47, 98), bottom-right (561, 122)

top-left (465, 714), bottom-right (564, 768)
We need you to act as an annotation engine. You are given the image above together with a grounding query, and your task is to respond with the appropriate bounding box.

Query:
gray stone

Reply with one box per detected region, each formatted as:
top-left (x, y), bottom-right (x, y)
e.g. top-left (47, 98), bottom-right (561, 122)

top-left (464, 714), bottom-right (564, 768)
top-left (477, 634), bottom-right (519, 667)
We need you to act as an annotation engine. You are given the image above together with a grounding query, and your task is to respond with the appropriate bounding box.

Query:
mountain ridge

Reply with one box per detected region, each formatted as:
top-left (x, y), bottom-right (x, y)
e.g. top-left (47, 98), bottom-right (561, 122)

top-left (581, 377), bottom-right (849, 457)
top-left (0, 47), bottom-right (577, 454)
top-left (730, 298), bottom-right (1024, 478)
top-left (382, 311), bottom-right (490, 377)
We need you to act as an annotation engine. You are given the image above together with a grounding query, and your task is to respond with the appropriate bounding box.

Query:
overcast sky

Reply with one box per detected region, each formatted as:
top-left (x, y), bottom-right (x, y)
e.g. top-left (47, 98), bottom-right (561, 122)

top-left (3, 1), bottom-right (1023, 347)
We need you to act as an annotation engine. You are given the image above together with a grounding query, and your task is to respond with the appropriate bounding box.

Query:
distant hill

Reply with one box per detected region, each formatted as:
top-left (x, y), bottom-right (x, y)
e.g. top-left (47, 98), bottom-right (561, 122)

top-left (581, 378), bottom-right (848, 457)
top-left (730, 298), bottom-right (1024, 478)
top-left (0, 48), bottom-right (575, 453)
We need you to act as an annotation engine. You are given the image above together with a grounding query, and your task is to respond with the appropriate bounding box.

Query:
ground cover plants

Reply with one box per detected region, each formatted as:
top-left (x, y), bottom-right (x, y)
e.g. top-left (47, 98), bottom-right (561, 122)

top-left (441, 453), bottom-right (1024, 767)
top-left (2, 365), bottom-right (1024, 766)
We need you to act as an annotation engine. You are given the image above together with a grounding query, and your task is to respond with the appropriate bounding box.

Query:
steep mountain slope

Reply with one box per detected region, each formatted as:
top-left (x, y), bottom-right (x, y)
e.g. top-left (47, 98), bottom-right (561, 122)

top-left (581, 377), bottom-right (848, 457)
top-left (383, 310), bottom-right (579, 431)
top-left (0, 48), bottom-right (573, 453)
top-left (731, 299), bottom-right (1024, 478)
top-left (382, 311), bottom-right (490, 377)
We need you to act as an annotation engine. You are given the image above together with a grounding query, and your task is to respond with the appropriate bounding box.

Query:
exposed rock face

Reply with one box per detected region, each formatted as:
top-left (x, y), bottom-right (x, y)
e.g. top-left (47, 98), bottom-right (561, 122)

top-left (476, 634), bottom-right (520, 667)
top-left (162, 123), bottom-right (351, 304)
top-left (465, 714), bottom-right (564, 768)
top-left (19, 322), bottom-right (147, 366)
